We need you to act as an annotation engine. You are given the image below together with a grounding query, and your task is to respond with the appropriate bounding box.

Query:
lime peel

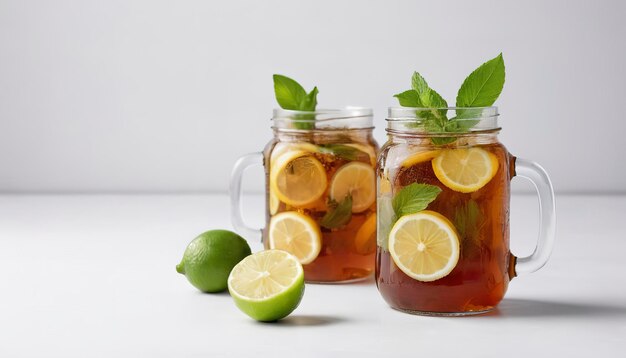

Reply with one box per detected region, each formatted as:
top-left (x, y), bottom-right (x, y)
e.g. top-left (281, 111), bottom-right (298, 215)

top-left (228, 250), bottom-right (305, 322)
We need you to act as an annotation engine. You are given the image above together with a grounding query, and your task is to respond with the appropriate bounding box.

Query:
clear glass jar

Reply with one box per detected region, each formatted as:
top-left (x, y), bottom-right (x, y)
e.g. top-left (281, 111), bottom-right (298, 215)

top-left (231, 108), bottom-right (378, 283)
top-left (376, 107), bottom-right (556, 315)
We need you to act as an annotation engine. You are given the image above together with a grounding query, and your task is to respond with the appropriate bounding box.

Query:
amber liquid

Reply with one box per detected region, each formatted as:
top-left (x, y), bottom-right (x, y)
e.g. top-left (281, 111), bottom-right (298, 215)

top-left (376, 142), bottom-right (513, 313)
top-left (263, 136), bottom-right (378, 283)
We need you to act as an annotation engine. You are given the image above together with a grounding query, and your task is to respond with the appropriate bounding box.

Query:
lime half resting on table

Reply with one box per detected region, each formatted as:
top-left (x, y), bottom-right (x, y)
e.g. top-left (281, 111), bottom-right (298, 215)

top-left (228, 250), bottom-right (305, 322)
top-left (176, 230), bottom-right (251, 293)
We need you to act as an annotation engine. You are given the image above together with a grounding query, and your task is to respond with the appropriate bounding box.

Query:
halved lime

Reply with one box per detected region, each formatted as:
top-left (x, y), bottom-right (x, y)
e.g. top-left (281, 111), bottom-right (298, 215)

top-left (227, 250), bottom-right (305, 322)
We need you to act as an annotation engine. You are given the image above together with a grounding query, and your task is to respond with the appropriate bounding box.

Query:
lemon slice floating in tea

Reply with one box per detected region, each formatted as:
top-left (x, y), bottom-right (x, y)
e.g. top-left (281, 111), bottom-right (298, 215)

top-left (343, 143), bottom-right (377, 166)
top-left (269, 187), bottom-right (280, 215)
top-left (354, 213), bottom-right (377, 255)
top-left (270, 142), bottom-right (319, 167)
top-left (269, 211), bottom-right (322, 265)
top-left (388, 210), bottom-right (460, 282)
top-left (228, 249), bottom-right (305, 322)
top-left (329, 162), bottom-right (375, 213)
top-left (432, 148), bottom-right (499, 193)
top-left (400, 149), bottom-right (440, 168)
top-left (270, 151), bottom-right (327, 207)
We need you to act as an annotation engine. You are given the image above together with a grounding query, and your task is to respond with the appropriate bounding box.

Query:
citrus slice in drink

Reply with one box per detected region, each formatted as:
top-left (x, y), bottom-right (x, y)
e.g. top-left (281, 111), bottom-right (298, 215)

top-left (268, 211), bottom-right (322, 265)
top-left (270, 151), bottom-right (327, 207)
top-left (269, 188), bottom-right (280, 215)
top-left (388, 210), bottom-right (460, 282)
top-left (354, 213), bottom-right (377, 254)
top-left (270, 142), bottom-right (319, 167)
top-left (401, 150), bottom-right (440, 167)
top-left (227, 249), bottom-right (305, 322)
top-left (432, 148), bottom-right (499, 193)
top-left (344, 143), bottom-right (377, 166)
top-left (329, 162), bottom-right (375, 213)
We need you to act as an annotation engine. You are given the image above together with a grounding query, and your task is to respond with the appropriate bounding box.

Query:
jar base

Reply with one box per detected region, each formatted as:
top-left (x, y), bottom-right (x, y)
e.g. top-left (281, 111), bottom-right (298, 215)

top-left (305, 275), bottom-right (372, 285)
top-left (390, 306), bottom-right (495, 317)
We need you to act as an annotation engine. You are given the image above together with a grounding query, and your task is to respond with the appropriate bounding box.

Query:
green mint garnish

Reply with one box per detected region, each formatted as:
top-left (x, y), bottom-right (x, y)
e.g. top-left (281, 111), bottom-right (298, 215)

top-left (273, 74), bottom-right (319, 130)
top-left (376, 196), bottom-right (396, 251)
top-left (454, 199), bottom-right (485, 259)
top-left (454, 199), bottom-right (483, 240)
top-left (320, 195), bottom-right (353, 229)
top-left (318, 144), bottom-right (369, 162)
top-left (456, 53), bottom-right (505, 108)
top-left (393, 53), bottom-right (506, 144)
top-left (392, 183), bottom-right (441, 218)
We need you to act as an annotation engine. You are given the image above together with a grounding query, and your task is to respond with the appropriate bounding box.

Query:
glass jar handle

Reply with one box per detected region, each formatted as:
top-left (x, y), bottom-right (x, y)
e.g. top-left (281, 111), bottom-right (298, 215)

top-left (512, 157), bottom-right (557, 276)
top-left (229, 152), bottom-right (264, 242)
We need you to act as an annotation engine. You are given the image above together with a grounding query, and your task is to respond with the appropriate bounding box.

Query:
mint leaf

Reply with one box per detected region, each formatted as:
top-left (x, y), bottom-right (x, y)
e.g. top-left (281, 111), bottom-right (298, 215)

top-left (454, 199), bottom-right (484, 259)
top-left (321, 195), bottom-right (353, 229)
top-left (273, 75), bottom-right (319, 130)
top-left (299, 86), bottom-right (318, 111)
top-left (411, 72), bottom-right (430, 97)
top-left (392, 183), bottom-right (441, 218)
top-left (454, 199), bottom-right (483, 239)
top-left (393, 90), bottom-right (423, 107)
top-left (273, 74), bottom-right (307, 110)
top-left (396, 72), bottom-right (449, 130)
top-left (430, 136), bottom-right (457, 145)
top-left (377, 195), bottom-right (396, 251)
top-left (411, 72), bottom-right (447, 107)
top-left (318, 144), bottom-right (369, 162)
top-left (422, 88), bottom-right (447, 108)
top-left (456, 53), bottom-right (505, 108)
top-left (421, 90), bottom-right (449, 126)
top-left (292, 112), bottom-right (315, 130)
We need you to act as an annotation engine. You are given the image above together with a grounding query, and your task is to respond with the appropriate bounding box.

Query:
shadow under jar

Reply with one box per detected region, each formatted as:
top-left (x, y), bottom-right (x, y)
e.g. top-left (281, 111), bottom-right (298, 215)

top-left (375, 107), bottom-right (556, 315)
top-left (231, 108), bottom-right (379, 283)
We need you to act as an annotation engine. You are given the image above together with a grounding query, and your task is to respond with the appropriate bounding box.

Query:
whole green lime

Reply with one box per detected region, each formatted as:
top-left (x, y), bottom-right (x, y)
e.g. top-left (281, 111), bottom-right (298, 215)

top-left (176, 230), bottom-right (251, 293)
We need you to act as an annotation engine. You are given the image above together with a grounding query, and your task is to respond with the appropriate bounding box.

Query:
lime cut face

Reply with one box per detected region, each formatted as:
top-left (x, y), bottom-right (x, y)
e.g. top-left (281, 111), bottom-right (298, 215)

top-left (228, 250), bottom-right (305, 322)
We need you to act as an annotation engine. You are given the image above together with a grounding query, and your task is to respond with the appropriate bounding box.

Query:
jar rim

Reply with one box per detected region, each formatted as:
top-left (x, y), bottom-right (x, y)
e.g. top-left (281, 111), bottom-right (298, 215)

top-left (272, 107), bottom-right (373, 130)
top-left (387, 106), bottom-right (498, 120)
top-left (386, 106), bottom-right (499, 133)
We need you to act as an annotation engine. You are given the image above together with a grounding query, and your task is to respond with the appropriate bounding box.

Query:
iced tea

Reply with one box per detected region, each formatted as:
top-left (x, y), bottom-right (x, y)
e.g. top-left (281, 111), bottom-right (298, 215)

top-left (226, 107), bottom-right (380, 283)
top-left (376, 136), bottom-right (514, 314)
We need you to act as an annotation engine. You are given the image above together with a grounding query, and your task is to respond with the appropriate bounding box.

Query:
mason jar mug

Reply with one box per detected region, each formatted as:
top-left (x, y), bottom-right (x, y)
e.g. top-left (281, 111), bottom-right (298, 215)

top-left (231, 108), bottom-right (378, 283)
top-left (376, 107), bottom-right (556, 315)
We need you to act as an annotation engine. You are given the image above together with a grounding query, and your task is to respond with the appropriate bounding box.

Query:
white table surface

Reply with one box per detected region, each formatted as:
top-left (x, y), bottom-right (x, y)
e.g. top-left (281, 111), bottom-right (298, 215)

top-left (1, 194), bottom-right (625, 357)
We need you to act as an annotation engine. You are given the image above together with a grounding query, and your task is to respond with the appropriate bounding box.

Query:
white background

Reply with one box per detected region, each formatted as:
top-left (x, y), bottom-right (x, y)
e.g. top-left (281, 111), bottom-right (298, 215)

top-left (1, 0), bottom-right (625, 193)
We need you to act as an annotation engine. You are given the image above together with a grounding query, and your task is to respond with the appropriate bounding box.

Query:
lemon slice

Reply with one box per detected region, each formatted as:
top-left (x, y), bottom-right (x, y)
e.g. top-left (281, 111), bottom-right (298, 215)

top-left (344, 143), bottom-right (377, 166)
top-left (227, 250), bottom-right (304, 321)
top-left (269, 211), bottom-right (322, 265)
top-left (379, 168), bottom-right (392, 195)
top-left (269, 187), bottom-right (280, 215)
top-left (401, 150), bottom-right (440, 167)
top-left (270, 142), bottom-right (319, 167)
top-left (388, 210), bottom-right (460, 282)
top-left (354, 213), bottom-right (377, 255)
top-left (329, 162), bottom-right (375, 213)
top-left (270, 151), bottom-right (327, 207)
top-left (432, 148), bottom-right (499, 193)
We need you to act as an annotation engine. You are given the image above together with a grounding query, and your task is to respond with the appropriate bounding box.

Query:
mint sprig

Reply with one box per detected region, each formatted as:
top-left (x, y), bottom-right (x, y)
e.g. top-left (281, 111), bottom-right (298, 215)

top-left (393, 53), bottom-right (506, 144)
top-left (320, 195), bottom-right (353, 229)
top-left (318, 144), bottom-right (370, 162)
top-left (273, 74), bottom-right (319, 130)
top-left (392, 183), bottom-right (441, 218)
